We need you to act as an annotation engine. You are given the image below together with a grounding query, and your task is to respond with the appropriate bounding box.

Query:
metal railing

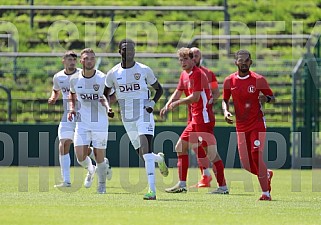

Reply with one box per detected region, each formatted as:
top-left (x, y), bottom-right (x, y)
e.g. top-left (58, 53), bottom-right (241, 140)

top-left (1, 3), bottom-right (230, 51)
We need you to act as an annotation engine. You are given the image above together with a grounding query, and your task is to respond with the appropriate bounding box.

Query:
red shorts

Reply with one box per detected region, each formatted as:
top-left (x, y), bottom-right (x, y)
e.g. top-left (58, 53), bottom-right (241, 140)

top-left (237, 122), bottom-right (266, 159)
top-left (180, 122), bottom-right (216, 147)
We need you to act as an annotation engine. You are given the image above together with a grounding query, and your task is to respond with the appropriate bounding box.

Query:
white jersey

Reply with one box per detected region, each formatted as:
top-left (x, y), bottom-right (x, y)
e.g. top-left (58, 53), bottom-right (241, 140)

top-left (52, 68), bottom-right (80, 122)
top-left (70, 69), bottom-right (108, 131)
top-left (105, 62), bottom-right (157, 121)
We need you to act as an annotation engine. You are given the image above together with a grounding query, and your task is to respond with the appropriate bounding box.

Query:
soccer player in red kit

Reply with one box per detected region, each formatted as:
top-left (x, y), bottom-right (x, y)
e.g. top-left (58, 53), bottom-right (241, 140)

top-left (160, 47), bottom-right (228, 194)
top-left (222, 49), bottom-right (275, 201)
top-left (189, 47), bottom-right (220, 188)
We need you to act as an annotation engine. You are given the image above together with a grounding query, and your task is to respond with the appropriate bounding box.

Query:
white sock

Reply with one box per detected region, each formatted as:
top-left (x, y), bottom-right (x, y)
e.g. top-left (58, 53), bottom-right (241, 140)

top-left (77, 156), bottom-right (94, 174)
top-left (179, 181), bottom-right (186, 187)
top-left (143, 153), bottom-right (156, 193)
top-left (96, 162), bottom-right (107, 186)
top-left (263, 191), bottom-right (270, 197)
top-left (202, 168), bottom-right (211, 177)
top-left (59, 153), bottom-right (71, 183)
top-left (152, 152), bottom-right (162, 163)
top-left (88, 147), bottom-right (96, 162)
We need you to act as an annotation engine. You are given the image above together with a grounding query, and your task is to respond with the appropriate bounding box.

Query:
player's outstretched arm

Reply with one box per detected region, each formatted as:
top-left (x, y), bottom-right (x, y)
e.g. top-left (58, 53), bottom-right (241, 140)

top-left (48, 90), bottom-right (60, 105)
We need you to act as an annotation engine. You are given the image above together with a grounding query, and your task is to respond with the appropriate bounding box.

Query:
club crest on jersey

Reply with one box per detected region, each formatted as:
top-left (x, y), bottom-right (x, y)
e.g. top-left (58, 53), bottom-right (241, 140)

top-left (134, 73), bottom-right (141, 80)
top-left (248, 85), bottom-right (256, 93)
top-left (93, 84), bottom-right (100, 91)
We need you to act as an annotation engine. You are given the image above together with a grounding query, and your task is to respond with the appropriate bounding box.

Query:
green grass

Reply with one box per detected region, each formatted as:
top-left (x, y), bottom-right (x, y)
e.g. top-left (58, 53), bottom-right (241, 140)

top-left (0, 167), bottom-right (321, 225)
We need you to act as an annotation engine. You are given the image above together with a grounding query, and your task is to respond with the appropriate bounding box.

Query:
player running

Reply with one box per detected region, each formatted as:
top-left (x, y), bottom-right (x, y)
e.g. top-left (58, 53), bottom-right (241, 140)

top-left (105, 39), bottom-right (168, 200)
top-left (222, 49), bottom-right (275, 201)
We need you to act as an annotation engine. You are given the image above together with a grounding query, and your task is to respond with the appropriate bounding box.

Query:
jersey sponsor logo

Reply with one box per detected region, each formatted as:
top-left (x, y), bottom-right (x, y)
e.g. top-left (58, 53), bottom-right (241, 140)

top-left (80, 93), bottom-right (99, 100)
top-left (77, 86), bottom-right (83, 88)
top-left (93, 84), bottom-right (100, 91)
top-left (134, 73), bottom-right (141, 80)
top-left (231, 87), bottom-right (237, 90)
top-left (119, 83), bottom-right (140, 92)
top-left (248, 85), bottom-right (256, 93)
top-left (61, 87), bottom-right (70, 93)
top-left (147, 123), bottom-right (154, 132)
top-left (117, 77), bottom-right (122, 80)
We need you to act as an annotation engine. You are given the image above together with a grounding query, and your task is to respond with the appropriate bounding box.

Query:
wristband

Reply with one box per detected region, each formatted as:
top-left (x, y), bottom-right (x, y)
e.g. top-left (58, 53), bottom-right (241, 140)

top-left (266, 96), bottom-right (272, 103)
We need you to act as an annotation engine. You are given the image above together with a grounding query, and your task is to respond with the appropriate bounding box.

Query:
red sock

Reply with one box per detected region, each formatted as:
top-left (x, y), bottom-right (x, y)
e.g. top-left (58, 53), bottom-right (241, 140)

top-left (213, 160), bottom-right (226, 187)
top-left (252, 151), bottom-right (268, 192)
top-left (194, 146), bottom-right (210, 173)
top-left (177, 155), bottom-right (189, 181)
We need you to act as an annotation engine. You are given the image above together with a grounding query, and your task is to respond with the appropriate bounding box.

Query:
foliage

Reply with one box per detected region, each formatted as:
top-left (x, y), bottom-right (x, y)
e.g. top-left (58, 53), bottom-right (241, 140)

top-left (0, 0), bottom-right (319, 124)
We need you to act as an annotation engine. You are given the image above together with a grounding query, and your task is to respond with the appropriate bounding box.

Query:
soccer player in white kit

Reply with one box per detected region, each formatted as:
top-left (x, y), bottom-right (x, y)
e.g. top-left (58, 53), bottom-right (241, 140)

top-left (105, 39), bottom-right (169, 200)
top-left (68, 48), bottom-right (112, 194)
top-left (48, 51), bottom-right (82, 188)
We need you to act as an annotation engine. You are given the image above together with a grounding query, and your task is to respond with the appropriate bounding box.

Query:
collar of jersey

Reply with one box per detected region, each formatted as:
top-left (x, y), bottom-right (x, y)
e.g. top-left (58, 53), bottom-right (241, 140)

top-left (236, 71), bottom-right (250, 80)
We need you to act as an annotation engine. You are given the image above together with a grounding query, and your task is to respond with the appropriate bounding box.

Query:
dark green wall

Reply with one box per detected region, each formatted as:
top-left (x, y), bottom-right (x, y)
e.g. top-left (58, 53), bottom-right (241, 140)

top-left (0, 124), bottom-right (291, 168)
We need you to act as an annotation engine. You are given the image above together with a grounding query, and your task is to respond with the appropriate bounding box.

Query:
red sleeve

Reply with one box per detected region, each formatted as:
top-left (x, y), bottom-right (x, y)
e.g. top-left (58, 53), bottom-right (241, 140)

top-left (192, 69), bottom-right (206, 92)
top-left (208, 71), bottom-right (218, 90)
top-left (223, 76), bottom-right (231, 100)
top-left (258, 76), bottom-right (273, 96)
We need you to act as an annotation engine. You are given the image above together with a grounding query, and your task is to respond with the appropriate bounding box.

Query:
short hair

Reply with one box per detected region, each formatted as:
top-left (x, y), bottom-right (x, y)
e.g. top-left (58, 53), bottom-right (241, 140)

top-left (235, 49), bottom-right (251, 60)
top-left (177, 47), bottom-right (193, 59)
top-left (80, 48), bottom-right (95, 56)
top-left (118, 39), bottom-right (135, 49)
top-left (63, 50), bottom-right (77, 59)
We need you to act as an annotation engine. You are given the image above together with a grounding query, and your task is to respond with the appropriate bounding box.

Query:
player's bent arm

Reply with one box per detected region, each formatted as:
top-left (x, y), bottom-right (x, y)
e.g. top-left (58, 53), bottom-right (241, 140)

top-left (222, 99), bottom-right (233, 124)
top-left (169, 91), bottom-right (201, 110)
top-left (48, 89), bottom-right (60, 104)
top-left (102, 86), bottom-right (115, 118)
top-left (67, 92), bottom-right (77, 121)
top-left (259, 95), bottom-right (276, 104)
top-left (211, 87), bottom-right (220, 103)
top-left (151, 81), bottom-right (163, 103)
top-left (159, 89), bottom-right (182, 118)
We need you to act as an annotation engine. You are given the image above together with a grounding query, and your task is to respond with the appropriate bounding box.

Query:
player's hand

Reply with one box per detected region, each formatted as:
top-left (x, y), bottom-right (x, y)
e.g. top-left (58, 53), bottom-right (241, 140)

top-left (67, 110), bottom-right (77, 122)
top-left (159, 107), bottom-right (168, 119)
top-left (258, 95), bottom-right (267, 104)
top-left (208, 97), bottom-right (214, 105)
top-left (107, 108), bottom-right (115, 118)
top-left (48, 98), bottom-right (56, 105)
top-left (224, 111), bottom-right (234, 124)
top-left (144, 100), bottom-right (155, 113)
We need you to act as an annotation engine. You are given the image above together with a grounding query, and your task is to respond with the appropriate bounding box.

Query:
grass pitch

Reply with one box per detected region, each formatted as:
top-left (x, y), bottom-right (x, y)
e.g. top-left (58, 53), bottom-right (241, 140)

top-left (0, 167), bottom-right (321, 225)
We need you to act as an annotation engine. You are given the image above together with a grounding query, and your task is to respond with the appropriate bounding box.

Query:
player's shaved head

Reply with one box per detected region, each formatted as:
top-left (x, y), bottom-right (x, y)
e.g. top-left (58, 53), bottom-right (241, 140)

top-left (118, 39), bottom-right (135, 50)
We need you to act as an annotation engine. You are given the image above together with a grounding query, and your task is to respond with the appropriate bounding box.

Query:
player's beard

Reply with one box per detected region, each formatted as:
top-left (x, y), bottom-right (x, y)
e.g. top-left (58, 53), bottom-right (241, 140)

top-left (85, 64), bottom-right (95, 71)
top-left (239, 65), bottom-right (250, 73)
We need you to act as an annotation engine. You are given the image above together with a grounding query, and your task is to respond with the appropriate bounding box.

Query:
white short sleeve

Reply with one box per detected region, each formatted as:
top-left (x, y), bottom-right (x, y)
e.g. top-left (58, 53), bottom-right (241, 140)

top-left (145, 66), bottom-right (157, 85)
top-left (52, 74), bottom-right (60, 91)
top-left (105, 70), bottom-right (114, 88)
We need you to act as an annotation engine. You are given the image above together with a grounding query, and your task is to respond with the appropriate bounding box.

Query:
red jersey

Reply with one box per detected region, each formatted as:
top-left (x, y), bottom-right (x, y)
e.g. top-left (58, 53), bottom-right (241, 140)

top-left (223, 71), bottom-right (273, 132)
top-left (187, 66), bottom-right (218, 123)
top-left (200, 66), bottom-right (218, 89)
top-left (177, 66), bottom-right (215, 124)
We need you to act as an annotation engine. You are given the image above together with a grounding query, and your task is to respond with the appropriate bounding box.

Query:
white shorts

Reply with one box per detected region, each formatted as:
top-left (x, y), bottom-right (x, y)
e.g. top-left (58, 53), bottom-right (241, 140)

top-left (74, 127), bottom-right (108, 149)
top-left (58, 122), bottom-right (76, 140)
top-left (122, 114), bottom-right (155, 149)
